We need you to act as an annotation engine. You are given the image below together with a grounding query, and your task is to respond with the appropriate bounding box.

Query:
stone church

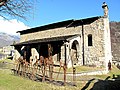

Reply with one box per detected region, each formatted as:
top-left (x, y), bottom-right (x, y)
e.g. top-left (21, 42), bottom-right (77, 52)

top-left (13, 2), bottom-right (112, 71)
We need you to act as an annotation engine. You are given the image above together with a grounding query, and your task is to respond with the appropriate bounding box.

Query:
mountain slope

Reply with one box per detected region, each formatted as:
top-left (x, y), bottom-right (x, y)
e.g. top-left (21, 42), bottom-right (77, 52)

top-left (0, 32), bottom-right (20, 48)
top-left (110, 22), bottom-right (120, 62)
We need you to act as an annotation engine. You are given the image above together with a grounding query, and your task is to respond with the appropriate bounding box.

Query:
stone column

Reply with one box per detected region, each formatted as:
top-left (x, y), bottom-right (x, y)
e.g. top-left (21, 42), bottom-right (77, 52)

top-left (60, 42), bottom-right (70, 66)
top-left (31, 48), bottom-right (39, 64)
top-left (13, 46), bottom-right (22, 61)
top-left (61, 45), bottom-right (65, 63)
top-left (102, 2), bottom-right (112, 72)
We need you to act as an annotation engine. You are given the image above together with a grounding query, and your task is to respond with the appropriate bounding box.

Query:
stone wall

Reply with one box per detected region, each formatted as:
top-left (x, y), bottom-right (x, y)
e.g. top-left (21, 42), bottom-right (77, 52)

top-left (20, 26), bottom-right (82, 42)
top-left (84, 18), bottom-right (105, 67)
top-left (18, 17), bottom-right (111, 68)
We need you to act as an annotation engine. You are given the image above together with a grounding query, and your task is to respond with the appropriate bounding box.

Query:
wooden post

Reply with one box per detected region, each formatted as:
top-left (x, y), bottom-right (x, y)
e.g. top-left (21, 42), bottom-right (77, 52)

top-left (42, 57), bottom-right (45, 82)
top-left (63, 64), bottom-right (67, 86)
top-left (17, 63), bottom-right (20, 75)
top-left (73, 67), bottom-right (76, 86)
top-left (48, 44), bottom-right (53, 81)
top-left (64, 43), bottom-right (67, 86)
top-left (82, 23), bottom-right (85, 65)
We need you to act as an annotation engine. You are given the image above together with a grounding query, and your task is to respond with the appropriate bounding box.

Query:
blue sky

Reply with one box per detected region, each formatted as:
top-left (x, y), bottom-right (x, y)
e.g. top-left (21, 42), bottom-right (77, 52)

top-left (22, 0), bottom-right (120, 28)
top-left (0, 0), bottom-right (120, 35)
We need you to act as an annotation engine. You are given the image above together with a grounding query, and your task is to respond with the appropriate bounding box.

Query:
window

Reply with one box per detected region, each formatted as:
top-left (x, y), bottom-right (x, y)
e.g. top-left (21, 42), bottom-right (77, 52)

top-left (88, 34), bottom-right (92, 46)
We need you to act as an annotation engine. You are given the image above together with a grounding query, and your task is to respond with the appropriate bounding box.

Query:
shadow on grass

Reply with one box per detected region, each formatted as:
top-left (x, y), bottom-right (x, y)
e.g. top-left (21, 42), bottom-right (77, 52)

top-left (85, 75), bottom-right (120, 90)
top-left (11, 69), bottom-right (76, 87)
top-left (81, 78), bottom-right (95, 90)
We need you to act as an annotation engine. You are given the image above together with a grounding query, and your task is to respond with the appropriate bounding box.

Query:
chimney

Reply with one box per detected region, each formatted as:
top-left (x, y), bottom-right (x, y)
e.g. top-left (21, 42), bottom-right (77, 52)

top-left (102, 2), bottom-right (109, 17)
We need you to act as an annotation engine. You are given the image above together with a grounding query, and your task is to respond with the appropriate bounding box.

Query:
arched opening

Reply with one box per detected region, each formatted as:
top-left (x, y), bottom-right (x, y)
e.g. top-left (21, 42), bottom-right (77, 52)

top-left (71, 40), bottom-right (79, 66)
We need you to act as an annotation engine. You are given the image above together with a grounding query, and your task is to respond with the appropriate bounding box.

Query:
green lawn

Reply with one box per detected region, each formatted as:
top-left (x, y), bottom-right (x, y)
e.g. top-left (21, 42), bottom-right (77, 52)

top-left (0, 59), bottom-right (81, 90)
top-left (0, 69), bottom-right (81, 90)
top-left (0, 59), bottom-right (120, 90)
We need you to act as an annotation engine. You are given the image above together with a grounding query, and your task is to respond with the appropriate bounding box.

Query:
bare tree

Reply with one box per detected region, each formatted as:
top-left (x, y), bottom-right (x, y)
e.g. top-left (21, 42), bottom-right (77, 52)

top-left (0, 0), bottom-right (34, 19)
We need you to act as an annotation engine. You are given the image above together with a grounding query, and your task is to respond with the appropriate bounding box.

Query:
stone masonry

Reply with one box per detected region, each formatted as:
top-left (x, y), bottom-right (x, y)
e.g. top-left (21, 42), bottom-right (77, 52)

top-left (14, 3), bottom-right (112, 72)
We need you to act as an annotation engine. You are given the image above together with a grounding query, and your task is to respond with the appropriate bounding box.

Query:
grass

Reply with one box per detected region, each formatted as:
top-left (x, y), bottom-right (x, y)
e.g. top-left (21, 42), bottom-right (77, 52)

top-left (0, 59), bottom-right (13, 63)
top-left (67, 65), bottom-right (104, 72)
top-left (0, 59), bottom-right (120, 90)
top-left (0, 51), bottom-right (4, 54)
top-left (0, 59), bottom-right (81, 90)
top-left (91, 65), bottom-right (120, 80)
top-left (0, 59), bottom-right (14, 69)
top-left (53, 65), bottom-right (104, 74)
top-left (0, 69), bottom-right (81, 90)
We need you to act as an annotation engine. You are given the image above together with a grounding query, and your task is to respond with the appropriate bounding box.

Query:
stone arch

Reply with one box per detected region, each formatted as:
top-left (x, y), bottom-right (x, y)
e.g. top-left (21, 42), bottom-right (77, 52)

top-left (70, 40), bottom-right (80, 66)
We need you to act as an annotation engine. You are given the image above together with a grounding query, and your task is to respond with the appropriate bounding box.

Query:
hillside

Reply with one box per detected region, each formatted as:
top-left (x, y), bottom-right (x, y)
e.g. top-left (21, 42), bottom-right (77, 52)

top-left (0, 32), bottom-right (20, 48)
top-left (110, 22), bottom-right (120, 63)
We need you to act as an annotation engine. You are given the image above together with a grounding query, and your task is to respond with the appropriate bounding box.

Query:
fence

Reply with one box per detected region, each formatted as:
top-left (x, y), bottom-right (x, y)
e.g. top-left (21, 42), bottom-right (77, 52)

top-left (10, 62), bottom-right (77, 86)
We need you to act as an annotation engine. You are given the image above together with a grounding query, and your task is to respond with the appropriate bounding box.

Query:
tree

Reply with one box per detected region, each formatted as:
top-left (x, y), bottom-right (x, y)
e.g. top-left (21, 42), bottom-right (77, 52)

top-left (0, 0), bottom-right (34, 19)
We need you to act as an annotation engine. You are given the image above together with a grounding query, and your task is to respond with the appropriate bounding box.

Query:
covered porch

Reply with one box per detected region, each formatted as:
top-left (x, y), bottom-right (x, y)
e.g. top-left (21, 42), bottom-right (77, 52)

top-left (13, 34), bottom-right (81, 85)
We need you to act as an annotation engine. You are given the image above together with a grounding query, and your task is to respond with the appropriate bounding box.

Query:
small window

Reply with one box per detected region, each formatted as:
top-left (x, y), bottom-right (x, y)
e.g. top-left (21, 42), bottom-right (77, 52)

top-left (88, 34), bottom-right (92, 46)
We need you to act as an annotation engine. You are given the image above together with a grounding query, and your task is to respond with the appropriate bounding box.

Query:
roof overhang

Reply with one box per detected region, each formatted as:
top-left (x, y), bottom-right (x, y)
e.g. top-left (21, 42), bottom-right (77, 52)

top-left (12, 35), bottom-right (80, 46)
top-left (17, 16), bottom-right (101, 35)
